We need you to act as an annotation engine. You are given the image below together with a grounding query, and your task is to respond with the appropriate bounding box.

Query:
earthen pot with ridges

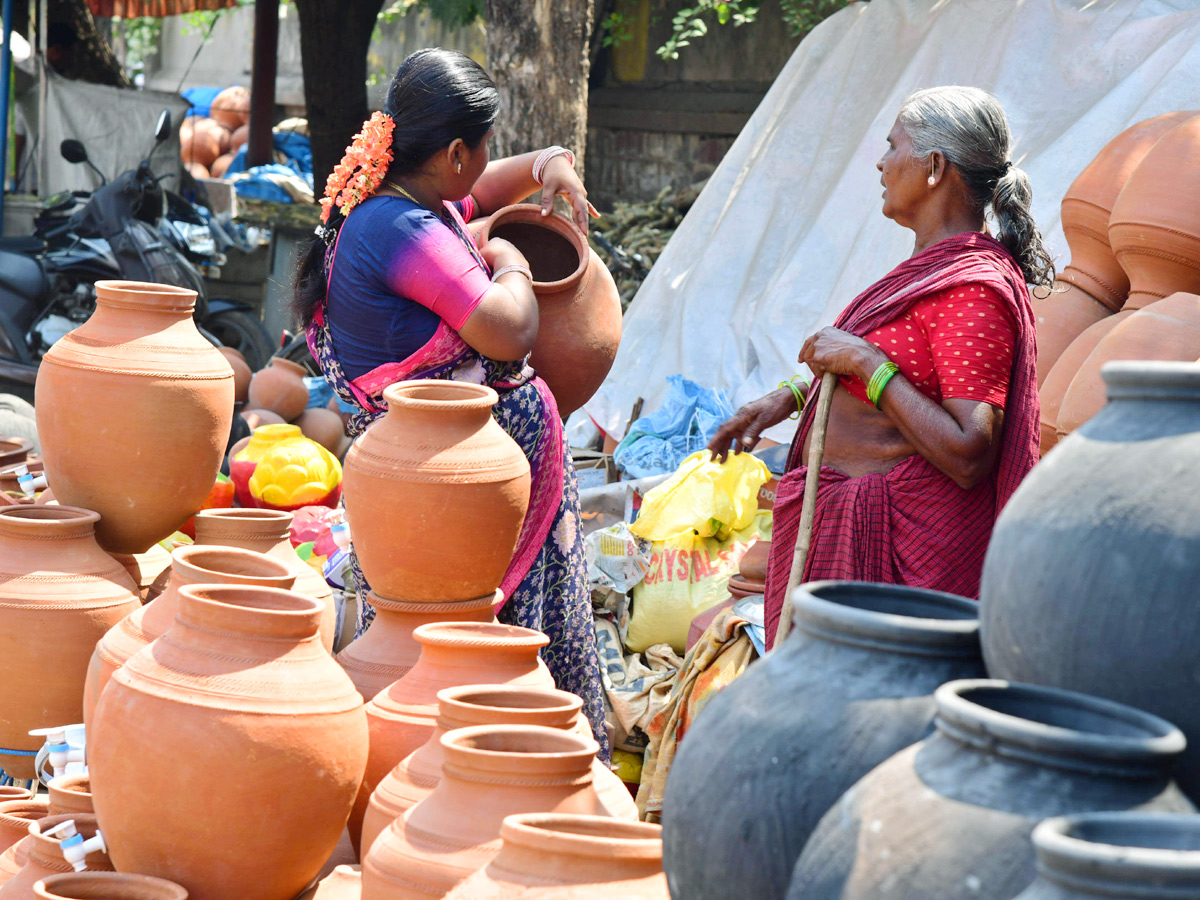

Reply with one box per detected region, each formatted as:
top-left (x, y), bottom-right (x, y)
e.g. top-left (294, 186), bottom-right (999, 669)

top-left (32, 871), bottom-right (189, 900)
top-left (443, 814), bottom-right (669, 900)
top-left (1037, 311), bottom-right (1129, 454)
top-left (45, 777), bottom-right (91, 817)
top-left (0, 506), bottom-right (140, 779)
top-left (193, 508), bottom-right (336, 651)
top-left (83, 544), bottom-right (295, 724)
top-left (478, 205), bottom-right (622, 417)
top-left (247, 357), bottom-right (309, 422)
top-left (362, 725), bottom-right (630, 900)
top-left (88, 585), bottom-right (368, 900)
top-left (349, 622), bottom-right (554, 856)
top-left (0, 802), bottom-right (47, 858)
top-left (342, 381), bottom-right (530, 603)
top-left (0, 814), bottom-right (113, 899)
top-left (35, 281), bottom-right (234, 554)
top-left (1032, 284), bottom-right (1115, 388)
top-left (361, 685), bottom-right (635, 853)
top-left (1109, 115), bottom-right (1200, 311)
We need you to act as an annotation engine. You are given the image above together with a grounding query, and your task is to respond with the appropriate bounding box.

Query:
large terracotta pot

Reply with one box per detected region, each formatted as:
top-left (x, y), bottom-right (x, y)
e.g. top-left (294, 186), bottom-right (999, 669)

top-left (361, 684), bottom-right (635, 853)
top-left (362, 725), bottom-right (630, 900)
top-left (0, 815), bottom-right (113, 900)
top-left (247, 357), bottom-right (309, 422)
top-left (45, 778), bottom-right (90, 817)
top-left (342, 381), bottom-right (530, 603)
top-left (0, 804), bottom-right (47, 857)
top-left (0, 506), bottom-right (140, 779)
top-left (443, 814), bottom-right (669, 900)
top-left (336, 592), bottom-right (496, 702)
top-left (35, 281), bottom-right (234, 554)
top-left (982, 361), bottom-right (1200, 799)
top-left (1013, 813), bottom-right (1200, 900)
top-left (33, 872), bottom-right (189, 900)
top-left (788, 680), bottom-right (1192, 900)
top-left (662, 581), bottom-right (986, 900)
top-left (83, 544), bottom-right (295, 724)
top-left (478, 205), bottom-right (622, 418)
top-left (349, 622), bottom-right (553, 856)
top-left (1055, 292), bottom-right (1200, 438)
top-left (88, 585), bottom-right (369, 900)
top-left (193, 508), bottom-right (336, 651)
top-left (1109, 115), bottom-right (1200, 310)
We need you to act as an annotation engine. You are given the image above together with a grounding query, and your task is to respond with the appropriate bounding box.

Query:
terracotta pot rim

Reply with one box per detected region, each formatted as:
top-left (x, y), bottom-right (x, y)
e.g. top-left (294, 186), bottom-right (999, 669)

top-left (727, 576), bottom-right (765, 595)
top-left (194, 507), bottom-right (291, 526)
top-left (94, 280), bottom-right (197, 312)
top-left (170, 543), bottom-right (294, 585)
top-left (438, 684), bottom-right (583, 720)
top-left (479, 203), bottom-right (588, 290)
top-left (0, 785), bottom-right (35, 800)
top-left (500, 813), bottom-right (662, 857)
top-left (366, 590), bottom-right (499, 614)
top-left (0, 798), bottom-right (50, 826)
top-left (381, 378), bottom-right (499, 413)
top-left (441, 723), bottom-right (597, 762)
top-left (1032, 813), bottom-right (1200, 890)
top-left (33, 871), bottom-right (189, 900)
top-left (47, 775), bottom-right (91, 805)
top-left (935, 680), bottom-right (1185, 777)
top-left (176, 584), bottom-right (324, 639)
top-left (413, 621), bottom-right (549, 651)
top-left (0, 504), bottom-right (100, 534)
top-left (1101, 361), bottom-right (1200, 403)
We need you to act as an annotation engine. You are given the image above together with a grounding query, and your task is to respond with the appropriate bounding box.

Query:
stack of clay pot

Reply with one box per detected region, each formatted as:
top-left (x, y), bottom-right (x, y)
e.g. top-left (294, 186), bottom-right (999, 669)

top-left (181, 86), bottom-right (250, 180)
top-left (1038, 112), bottom-right (1200, 452)
top-left (241, 358), bottom-right (350, 459)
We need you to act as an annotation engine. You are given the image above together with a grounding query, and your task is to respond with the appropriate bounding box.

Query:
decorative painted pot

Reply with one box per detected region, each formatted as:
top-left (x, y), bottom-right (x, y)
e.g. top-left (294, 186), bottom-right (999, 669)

top-left (45, 778), bottom-right (90, 817)
top-left (663, 581), bottom-right (985, 900)
top-left (444, 814), bottom-right (669, 900)
top-left (0, 506), bottom-right (140, 779)
top-left (247, 357), bottom-right (309, 422)
top-left (35, 281), bottom-right (234, 554)
top-left (342, 381), bottom-right (530, 603)
top-left (349, 622), bottom-right (553, 856)
top-left (982, 361), bottom-right (1200, 799)
top-left (0, 815), bottom-right (114, 900)
top-left (1109, 115), bottom-right (1200, 310)
top-left (218, 347), bottom-right (251, 405)
top-left (88, 585), bottom-right (368, 900)
top-left (246, 435), bottom-right (342, 512)
top-left (337, 592), bottom-right (496, 702)
top-left (361, 685), bottom-right (635, 853)
top-left (362, 725), bottom-right (629, 900)
top-left (0, 803), bottom-right (47, 857)
top-left (32, 872), bottom-right (188, 900)
top-left (787, 680), bottom-right (1193, 900)
top-left (229, 424), bottom-right (303, 507)
top-left (1013, 813), bottom-right (1200, 899)
top-left (83, 544), bottom-right (295, 724)
top-left (478, 205), bottom-right (622, 417)
top-left (294, 408), bottom-right (349, 457)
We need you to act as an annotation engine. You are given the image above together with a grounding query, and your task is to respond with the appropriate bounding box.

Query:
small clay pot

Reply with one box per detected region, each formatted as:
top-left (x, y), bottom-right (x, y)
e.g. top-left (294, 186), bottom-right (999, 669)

top-left (239, 408), bottom-right (286, 431)
top-left (210, 86), bottom-right (250, 131)
top-left (1, 814), bottom-right (114, 898)
top-left (45, 777), bottom-right (90, 817)
top-left (248, 357), bottom-right (310, 422)
top-left (295, 408), bottom-right (348, 456)
top-left (0, 801), bottom-right (48, 856)
top-left (218, 347), bottom-right (251, 404)
top-left (32, 872), bottom-right (189, 900)
top-left (229, 124), bottom-right (249, 152)
top-left (737, 539), bottom-right (770, 584)
top-left (209, 154), bottom-right (234, 179)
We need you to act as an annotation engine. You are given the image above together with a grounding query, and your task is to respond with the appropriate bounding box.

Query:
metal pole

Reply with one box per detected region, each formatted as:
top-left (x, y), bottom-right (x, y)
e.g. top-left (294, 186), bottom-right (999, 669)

top-left (0, 0), bottom-right (16, 228)
top-left (246, 0), bottom-right (279, 169)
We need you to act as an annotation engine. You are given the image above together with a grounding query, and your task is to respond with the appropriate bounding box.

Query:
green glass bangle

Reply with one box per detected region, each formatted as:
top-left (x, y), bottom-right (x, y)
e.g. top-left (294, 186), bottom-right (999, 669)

top-left (779, 380), bottom-right (805, 420)
top-left (867, 361), bottom-right (900, 408)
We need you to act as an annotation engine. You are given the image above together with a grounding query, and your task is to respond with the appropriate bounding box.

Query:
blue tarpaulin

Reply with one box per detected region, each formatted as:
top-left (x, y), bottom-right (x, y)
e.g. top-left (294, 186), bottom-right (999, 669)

top-left (613, 375), bottom-right (735, 479)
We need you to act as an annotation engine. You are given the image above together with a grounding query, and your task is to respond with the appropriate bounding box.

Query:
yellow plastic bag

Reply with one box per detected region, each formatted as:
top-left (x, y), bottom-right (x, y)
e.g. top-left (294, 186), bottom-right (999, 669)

top-left (630, 451), bottom-right (770, 543)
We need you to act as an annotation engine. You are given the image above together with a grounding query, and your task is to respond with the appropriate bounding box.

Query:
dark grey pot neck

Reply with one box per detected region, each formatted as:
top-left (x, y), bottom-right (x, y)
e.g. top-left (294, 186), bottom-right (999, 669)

top-left (790, 581), bottom-right (980, 659)
top-left (934, 680), bottom-right (1185, 779)
top-left (1032, 813), bottom-right (1200, 898)
top-left (1100, 361), bottom-right (1200, 405)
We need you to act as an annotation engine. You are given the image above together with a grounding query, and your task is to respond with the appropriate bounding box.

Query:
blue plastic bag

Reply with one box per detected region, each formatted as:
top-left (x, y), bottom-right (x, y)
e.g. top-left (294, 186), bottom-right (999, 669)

top-left (613, 375), bottom-right (735, 479)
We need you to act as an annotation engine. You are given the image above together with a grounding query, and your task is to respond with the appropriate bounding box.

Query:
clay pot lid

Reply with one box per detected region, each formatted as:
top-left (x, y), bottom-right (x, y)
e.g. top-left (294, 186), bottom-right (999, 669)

top-left (170, 543), bottom-right (295, 586)
top-left (382, 379), bottom-right (499, 412)
top-left (1031, 813), bottom-right (1200, 891)
top-left (499, 813), bottom-right (662, 859)
top-left (438, 684), bottom-right (582, 728)
top-left (479, 203), bottom-right (588, 290)
top-left (94, 280), bottom-right (196, 312)
top-left (33, 871), bottom-right (189, 900)
top-left (727, 577), bottom-right (765, 596)
top-left (413, 622), bottom-right (550, 653)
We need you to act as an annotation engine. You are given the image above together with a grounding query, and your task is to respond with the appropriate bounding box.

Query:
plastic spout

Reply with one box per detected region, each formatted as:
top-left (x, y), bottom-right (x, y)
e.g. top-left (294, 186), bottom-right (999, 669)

top-left (43, 819), bottom-right (107, 872)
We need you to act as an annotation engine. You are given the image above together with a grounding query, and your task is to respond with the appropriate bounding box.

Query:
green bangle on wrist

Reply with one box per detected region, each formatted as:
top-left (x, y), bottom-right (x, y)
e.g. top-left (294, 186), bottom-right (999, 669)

top-left (867, 360), bottom-right (900, 408)
top-left (779, 377), bottom-right (809, 420)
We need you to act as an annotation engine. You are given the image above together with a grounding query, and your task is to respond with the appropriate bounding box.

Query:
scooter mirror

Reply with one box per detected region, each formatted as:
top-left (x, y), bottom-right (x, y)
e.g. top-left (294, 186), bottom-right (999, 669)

top-left (60, 139), bottom-right (88, 164)
top-left (155, 110), bottom-right (172, 144)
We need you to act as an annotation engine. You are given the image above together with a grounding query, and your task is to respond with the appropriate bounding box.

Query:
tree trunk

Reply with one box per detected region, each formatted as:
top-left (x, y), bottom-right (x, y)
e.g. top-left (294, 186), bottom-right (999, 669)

top-left (485, 0), bottom-right (594, 176)
top-left (48, 0), bottom-right (130, 87)
top-left (294, 0), bottom-right (386, 197)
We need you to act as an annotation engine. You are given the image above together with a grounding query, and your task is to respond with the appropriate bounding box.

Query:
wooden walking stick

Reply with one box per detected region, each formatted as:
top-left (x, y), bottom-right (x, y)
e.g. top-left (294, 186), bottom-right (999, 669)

top-left (773, 371), bottom-right (837, 649)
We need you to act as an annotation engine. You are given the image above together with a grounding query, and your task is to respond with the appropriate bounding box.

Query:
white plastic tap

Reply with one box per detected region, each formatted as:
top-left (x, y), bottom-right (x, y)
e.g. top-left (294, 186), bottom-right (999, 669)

top-left (28, 725), bottom-right (86, 781)
top-left (14, 466), bottom-right (47, 497)
top-left (43, 819), bottom-right (107, 871)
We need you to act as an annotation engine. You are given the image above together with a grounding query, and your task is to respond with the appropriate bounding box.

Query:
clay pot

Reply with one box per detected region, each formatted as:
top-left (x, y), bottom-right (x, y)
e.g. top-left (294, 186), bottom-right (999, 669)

top-left (185, 163), bottom-right (211, 181)
top-left (0, 506), bottom-right (140, 779)
top-left (1109, 115), bottom-right (1200, 310)
top-left (0, 461), bottom-right (41, 501)
top-left (193, 508), bottom-right (337, 652)
top-left (0, 792), bottom-right (32, 806)
top-left (248, 357), bottom-right (310, 422)
top-left (208, 153), bottom-right (234, 179)
top-left (83, 544), bottom-right (295, 724)
top-left (982, 361), bottom-right (1200, 799)
top-left (788, 680), bottom-right (1193, 900)
top-left (0, 814), bottom-right (114, 899)
top-left (239, 408), bottom-right (286, 430)
top-left (88, 585), bottom-right (368, 900)
top-left (108, 543), bottom-right (172, 602)
top-left (0, 802), bottom-right (48, 857)
top-left (0, 440), bottom-right (31, 470)
top-left (362, 725), bottom-right (631, 900)
top-left (45, 778), bottom-right (90, 817)
top-left (737, 538), bottom-right (770, 584)
top-left (218, 347), bottom-right (251, 404)
top-left (229, 124), bottom-right (249, 152)
top-left (478, 205), bottom-right (622, 417)
top-left (342, 381), bottom-right (531, 603)
top-left (35, 281), bottom-right (235, 554)
top-left (210, 86), bottom-right (250, 131)
top-left (663, 581), bottom-right (985, 900)
top-left (229, 424), bottom-right (302, 507)
top-left (33, 872), bottom-right (188, 900)
top-left (180, 125), bottom-right (219, 170)
top-left (294, 408), bottom-right (348, 457)
top-left (350, 622), bottom-right (554, 856)
top-left (1032, 283), bottom-right (1116, 388)
top-left (1055, 292), bottom-right (1200, 439)
top-left (444, 814), bottom-right (668, 900)
top-left (336, 592), bottom-right (496, 702)
top-left (1013, 813), bottom-right (1200, 900)
top-left (361, 684), bottom-right (635, 853)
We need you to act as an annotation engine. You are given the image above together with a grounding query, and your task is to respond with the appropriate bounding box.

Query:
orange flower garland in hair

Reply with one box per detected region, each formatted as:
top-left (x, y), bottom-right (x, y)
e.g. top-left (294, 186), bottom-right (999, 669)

top-left (319, 111), bottom-right (395, 224)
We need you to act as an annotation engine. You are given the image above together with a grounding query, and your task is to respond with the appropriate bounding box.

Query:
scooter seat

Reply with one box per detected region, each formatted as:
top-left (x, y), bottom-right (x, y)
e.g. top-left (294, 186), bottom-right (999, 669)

top-left (0, 249), bottom-right (48, 304)
top-left (0, 236), bottom-right (45, 255)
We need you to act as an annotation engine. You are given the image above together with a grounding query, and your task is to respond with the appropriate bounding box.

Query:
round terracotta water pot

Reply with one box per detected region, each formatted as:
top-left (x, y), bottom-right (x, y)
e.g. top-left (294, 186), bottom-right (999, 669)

top-left (294, 408), bottom-right (348, 457)
top-left (1109, 115), bottom-right (1200, 310)
top-left (0, 803), bottom-right (47, 857)
top-left (218, 347), bottom-right (251, 405)
top-left (247, 357), bottom-right (309, 422)
top-left (35, 281), bottom-right (234, 554)
top-left (662, 581), bottom-right (986, 900)
top-left (349, 622), bottom-right (554, 856)
top-left (787, 680), bottom-right (1193, 900)
top-left (1031, 283), bottom-right (1115, 388)
top-left (983, 361), bottom-right (1200, 799)
top-left (444, 814), bottom-right (669, 900)
top-left (478, 205), bottom-right (622, 418)
top-left (0, 814), bottom-right (114, 899)
top-left (361, 684), bottom-right (635, 853)
top-left (193, 508), bottom-right (336, 651)
top-left (83, 544), bottom-right (295, 724)
top-left (342, 380), bottom-right (531, 603)
top-left (32, 872), bottom-right (188, 900)
top-left (88, 585), bottom-right (368, 900)
top-left (45, 778), bottom-right (90, 817)
top-left (1012, 813), bottom-right (1200, 899)
top-left (0, 506), bottom-right (140, 779)
top-left (362, 725), bottom-right (631, 900)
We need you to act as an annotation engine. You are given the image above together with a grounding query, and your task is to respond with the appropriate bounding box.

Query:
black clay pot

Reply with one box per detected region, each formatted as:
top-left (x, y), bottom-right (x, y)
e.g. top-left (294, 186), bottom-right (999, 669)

top-left (661, 581), bottom-right (986, 900)
top-left (982, 361), bottom-right (1200, 799)
top-left (788, 679), bottom-right (1194, 900)
top-left (1014, 813), bottom-right (1200, 899)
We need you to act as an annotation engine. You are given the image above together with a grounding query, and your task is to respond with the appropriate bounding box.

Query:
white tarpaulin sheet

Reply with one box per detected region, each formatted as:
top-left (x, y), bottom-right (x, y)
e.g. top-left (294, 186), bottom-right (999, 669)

top-left (581, 0), bottom-right (1200, 443)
